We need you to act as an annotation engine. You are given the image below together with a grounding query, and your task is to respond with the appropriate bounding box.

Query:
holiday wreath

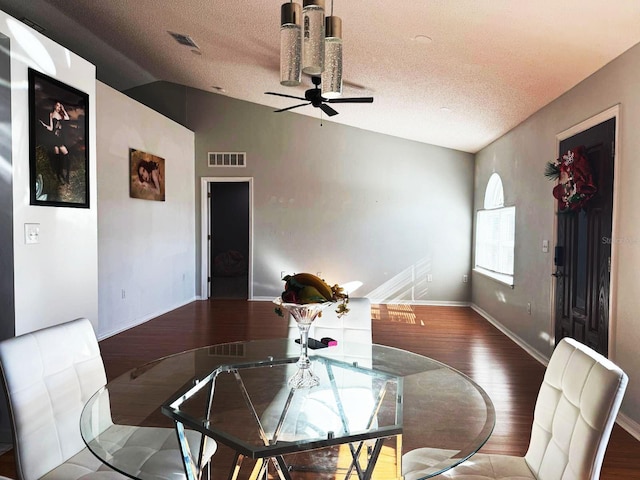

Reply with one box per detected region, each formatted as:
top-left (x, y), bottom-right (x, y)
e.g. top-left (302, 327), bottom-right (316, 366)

top-left (544, 145), bottom-right (596, 212)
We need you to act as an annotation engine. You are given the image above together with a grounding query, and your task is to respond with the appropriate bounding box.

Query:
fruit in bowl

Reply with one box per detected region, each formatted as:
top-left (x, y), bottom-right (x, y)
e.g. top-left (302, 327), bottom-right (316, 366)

top-left (276, 273), bottom-right (349, 316)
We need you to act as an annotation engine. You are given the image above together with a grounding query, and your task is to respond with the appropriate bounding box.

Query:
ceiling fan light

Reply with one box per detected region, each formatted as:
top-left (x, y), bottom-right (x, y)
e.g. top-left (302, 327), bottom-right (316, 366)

top-left (280, 2), bottom-right (302, 86)
top-left (302, 0), bottom-right (325, 75)
top-left (322, 15), bottom-right (342, 99)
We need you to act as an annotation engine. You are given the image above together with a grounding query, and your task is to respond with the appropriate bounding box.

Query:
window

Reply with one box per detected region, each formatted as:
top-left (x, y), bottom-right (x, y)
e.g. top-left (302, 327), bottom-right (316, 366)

top-left (474, 173), bottom-right (515, 286)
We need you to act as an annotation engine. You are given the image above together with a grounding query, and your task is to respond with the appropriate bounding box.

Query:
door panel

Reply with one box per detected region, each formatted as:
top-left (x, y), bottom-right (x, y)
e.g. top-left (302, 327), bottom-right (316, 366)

top-left (555, 118), bottom-right (615, 356)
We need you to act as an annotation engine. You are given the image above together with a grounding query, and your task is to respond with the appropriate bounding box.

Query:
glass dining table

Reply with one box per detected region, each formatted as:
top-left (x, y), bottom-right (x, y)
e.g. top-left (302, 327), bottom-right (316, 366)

top-left (80, 339), bottom-right (495, 480)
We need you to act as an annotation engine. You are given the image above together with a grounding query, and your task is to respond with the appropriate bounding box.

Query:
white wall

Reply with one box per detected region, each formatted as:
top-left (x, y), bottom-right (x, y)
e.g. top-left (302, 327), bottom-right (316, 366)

top-left (0, 11), bottom-right (98, 335)
top-left (473, 41), bottom-right (640, 434)
top-left (96, 82), bottom-right (196, 339)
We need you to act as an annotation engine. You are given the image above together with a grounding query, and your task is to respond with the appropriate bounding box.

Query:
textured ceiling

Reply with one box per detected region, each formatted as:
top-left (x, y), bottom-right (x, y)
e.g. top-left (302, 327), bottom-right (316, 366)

top-left (2, 0), bottom-right (640, 153)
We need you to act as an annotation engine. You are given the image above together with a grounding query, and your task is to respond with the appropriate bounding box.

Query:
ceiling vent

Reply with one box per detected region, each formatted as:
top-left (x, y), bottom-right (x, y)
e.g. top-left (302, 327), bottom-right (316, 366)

top-left (168, 31), bottom-right (199, 49)
top-left (208, 152), bottom-right (246, 167)
top-left (20, 17), bottom-right (45, 33)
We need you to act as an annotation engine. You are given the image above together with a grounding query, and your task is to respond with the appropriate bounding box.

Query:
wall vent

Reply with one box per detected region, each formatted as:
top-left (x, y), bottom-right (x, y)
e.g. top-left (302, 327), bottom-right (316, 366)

top-left (168, 31), bottom-right (199, 49)
top-left (208, 343), bottom-right (245, 357)
top-left (208, 152), bottom-right (246, 167)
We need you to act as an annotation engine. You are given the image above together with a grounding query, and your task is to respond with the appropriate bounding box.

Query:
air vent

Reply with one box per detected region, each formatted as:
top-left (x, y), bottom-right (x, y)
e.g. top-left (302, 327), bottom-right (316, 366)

top-left (208, 343), bottom-right (245, 357)
top-left (208, 152), bottom-right (246, 167)
top-left (168, 31), bottom-right (199, 49)
top-left (20, 17), bottom-right (45, 33)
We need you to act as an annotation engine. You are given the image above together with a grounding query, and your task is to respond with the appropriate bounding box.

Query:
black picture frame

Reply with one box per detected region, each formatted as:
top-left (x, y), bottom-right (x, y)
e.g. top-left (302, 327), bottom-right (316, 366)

top-left (28, 68), bottom-right (89, 208)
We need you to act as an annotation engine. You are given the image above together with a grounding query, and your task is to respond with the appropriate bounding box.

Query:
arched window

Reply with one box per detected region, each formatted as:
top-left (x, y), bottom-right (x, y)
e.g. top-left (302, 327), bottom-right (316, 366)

top-left (475, 173), bottom-right (515, 285)
top-left (484, 173), bottom-right (504, 209)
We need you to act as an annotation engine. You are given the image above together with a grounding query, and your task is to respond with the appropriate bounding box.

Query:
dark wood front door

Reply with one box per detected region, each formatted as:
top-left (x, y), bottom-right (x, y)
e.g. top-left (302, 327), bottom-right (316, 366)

top-left (554, 117), bottom-right (615, 356)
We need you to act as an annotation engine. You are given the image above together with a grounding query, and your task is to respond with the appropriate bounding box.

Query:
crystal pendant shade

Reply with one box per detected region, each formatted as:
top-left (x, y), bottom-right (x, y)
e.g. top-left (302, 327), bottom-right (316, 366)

top-left (280, 2), bottom-right (302, 86)
top-left (321, 15), bottom-right (342, 98)
top-left (302, 0), bottom-right (325, 75)
top-left (280, 0), bottom-right (347, 99)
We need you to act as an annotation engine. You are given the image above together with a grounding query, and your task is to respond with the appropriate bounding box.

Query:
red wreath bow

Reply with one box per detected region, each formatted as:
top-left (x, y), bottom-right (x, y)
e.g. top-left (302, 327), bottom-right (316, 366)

top-left (545, 146), bottom-right (596, 212)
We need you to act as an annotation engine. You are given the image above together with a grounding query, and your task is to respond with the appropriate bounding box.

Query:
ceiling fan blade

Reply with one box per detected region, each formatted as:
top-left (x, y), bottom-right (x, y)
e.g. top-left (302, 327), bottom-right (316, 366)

top-left (319, 103), bottom-right (339, 117)
top-left (326, 97), bottom-right (374, 104)
top-left (274, 102), bottom-right (310, 113)
top-left (265, 92), bottom-right (307, 101)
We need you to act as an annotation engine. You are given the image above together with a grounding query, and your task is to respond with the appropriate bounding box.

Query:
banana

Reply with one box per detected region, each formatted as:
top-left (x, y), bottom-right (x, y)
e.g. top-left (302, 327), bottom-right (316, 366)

top-left (298, 286), bottom-right (328, 304)
top-left (290, 273), bottom-right (334, 301)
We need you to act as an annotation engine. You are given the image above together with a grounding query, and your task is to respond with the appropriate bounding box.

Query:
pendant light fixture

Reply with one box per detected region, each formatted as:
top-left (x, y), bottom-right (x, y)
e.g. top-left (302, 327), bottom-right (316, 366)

top-left (280, 1), bottom-right (302, 86)
top-left (302, 0), bottom-right (325, 75)
top-left (321, 1), bottom-right (342, 98)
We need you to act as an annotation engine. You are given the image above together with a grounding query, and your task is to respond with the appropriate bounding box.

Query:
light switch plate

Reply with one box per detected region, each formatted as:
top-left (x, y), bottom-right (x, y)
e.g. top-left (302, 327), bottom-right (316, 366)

top-left (25, 223), bottom-right (40, 244)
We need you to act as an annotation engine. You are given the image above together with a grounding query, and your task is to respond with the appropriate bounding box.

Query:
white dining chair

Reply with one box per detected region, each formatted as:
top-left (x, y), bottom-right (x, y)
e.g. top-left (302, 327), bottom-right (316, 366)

top-left (402, 337), bottom-right (628, 480)
top-left (0, 318), bottom-right (216, 480)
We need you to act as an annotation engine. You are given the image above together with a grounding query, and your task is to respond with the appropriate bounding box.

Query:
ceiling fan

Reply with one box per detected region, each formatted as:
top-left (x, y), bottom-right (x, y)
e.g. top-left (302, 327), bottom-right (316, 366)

top-left (265, 76), bottom-right (373, 117)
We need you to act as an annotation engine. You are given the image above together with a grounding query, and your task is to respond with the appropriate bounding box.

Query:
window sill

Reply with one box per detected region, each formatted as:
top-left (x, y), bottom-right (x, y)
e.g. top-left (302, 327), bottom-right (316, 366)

top-left (473, 268), bottom-right (514, 289)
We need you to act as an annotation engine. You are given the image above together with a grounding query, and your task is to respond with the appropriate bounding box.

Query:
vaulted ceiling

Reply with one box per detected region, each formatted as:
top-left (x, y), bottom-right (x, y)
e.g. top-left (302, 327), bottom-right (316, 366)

top-left (2, 0), bottom-right (640, 153)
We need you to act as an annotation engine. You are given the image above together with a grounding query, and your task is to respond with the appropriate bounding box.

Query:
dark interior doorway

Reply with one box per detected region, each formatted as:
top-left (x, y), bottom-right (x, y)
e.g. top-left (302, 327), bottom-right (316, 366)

top-left (209, 182), bottom-right (250, 299)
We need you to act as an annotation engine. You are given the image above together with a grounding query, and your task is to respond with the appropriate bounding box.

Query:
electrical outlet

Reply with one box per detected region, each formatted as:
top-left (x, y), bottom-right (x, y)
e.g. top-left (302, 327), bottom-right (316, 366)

top-left (121, 289), bottom-right (126, 299)
top-left (542, 240), bottom-right (549, 253)
top-left (527, 302), bottom-right (532, 315)
top-left (427, 274), bottom-right (433, 282)
top-left (462, 274), bottom-right (469, 283)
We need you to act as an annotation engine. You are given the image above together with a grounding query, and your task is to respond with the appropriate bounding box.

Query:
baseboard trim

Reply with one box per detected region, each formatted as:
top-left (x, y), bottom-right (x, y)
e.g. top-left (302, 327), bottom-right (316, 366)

top-left (470, 303), bottom-right (640, 441)
top-left (251, 296), bottom-right (470, 307)
top-left (97, 296), bottom-right (198, 340)
top-left (246, 296), bottom-right (274, 302)
top-left (470, 304), bottom-right (549, 366)
top-left (616, 413), bottom-right (640, 441)
top-left (378, 300), bottom-right (470, 307)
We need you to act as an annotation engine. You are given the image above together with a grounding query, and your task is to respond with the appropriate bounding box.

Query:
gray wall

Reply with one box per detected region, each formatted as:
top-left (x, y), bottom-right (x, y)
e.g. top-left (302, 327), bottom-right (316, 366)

top-left (125, 82), bottom-right (188, 128)
top-left (184, 88), bottom-right (475, 303)
top-left (473, 41), bottom-right (640, 430)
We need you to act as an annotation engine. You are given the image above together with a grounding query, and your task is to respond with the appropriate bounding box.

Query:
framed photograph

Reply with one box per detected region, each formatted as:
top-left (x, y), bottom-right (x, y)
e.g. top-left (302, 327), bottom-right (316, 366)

top-left (129, 149), bottom-right (165, 201)
top-left (28, 68), bottom-right (89, 208)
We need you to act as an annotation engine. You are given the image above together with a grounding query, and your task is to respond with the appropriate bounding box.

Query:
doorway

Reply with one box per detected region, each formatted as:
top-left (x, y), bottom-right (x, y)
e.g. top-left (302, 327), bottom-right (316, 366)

top-left (201, 178), bottom-right (253, 299)
top-left (553, 109), bottom-right (618, 357)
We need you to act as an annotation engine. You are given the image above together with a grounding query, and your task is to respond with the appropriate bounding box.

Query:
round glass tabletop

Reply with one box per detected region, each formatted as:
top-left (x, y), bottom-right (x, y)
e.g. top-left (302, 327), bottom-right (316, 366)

top-left (81, 339), bottom-right (494, 479)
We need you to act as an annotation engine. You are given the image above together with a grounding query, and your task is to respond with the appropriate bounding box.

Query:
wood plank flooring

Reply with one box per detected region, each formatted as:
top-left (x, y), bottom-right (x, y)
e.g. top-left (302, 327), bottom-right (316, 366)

top-left (1, 300), bottom-right (639, 478)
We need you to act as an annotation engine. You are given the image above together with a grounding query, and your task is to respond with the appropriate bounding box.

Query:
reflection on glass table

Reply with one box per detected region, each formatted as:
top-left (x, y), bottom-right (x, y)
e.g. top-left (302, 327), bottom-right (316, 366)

top-left (163, 354), bottom-right (402, 479)
top-left (80, 339), bottom-right (495, 480)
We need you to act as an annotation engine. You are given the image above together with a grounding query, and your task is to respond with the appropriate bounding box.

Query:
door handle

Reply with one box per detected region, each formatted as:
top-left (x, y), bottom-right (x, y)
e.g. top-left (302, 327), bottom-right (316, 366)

top-left (551, 270), bottom-right (564, 278)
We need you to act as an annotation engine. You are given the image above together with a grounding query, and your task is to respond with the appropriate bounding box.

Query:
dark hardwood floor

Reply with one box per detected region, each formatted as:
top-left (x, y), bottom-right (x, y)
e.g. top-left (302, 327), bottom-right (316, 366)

top-left (1, 300), bottom-right (638, 478)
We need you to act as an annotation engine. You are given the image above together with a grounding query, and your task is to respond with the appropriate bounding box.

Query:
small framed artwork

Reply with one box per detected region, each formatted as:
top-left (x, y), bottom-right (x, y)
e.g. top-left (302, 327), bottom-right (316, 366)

top-left (28, 68), bottom-right (89, 208)
top-left (129, 149), bottom-right (165, 201)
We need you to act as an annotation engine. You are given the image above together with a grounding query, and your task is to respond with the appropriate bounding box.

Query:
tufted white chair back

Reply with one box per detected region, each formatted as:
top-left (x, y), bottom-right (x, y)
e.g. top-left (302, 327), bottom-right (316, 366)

top-left (524, 337), bottom-right (628, 480)
top-left (0, 318), bottom-right (106, 480)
